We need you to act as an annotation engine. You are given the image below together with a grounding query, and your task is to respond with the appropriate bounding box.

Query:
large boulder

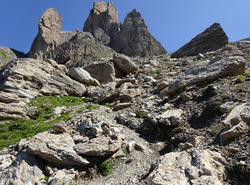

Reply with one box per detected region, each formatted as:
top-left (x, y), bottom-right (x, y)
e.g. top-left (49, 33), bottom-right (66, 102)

top-left (220, 103), bottom-right (250, 142)
top-left (74, 135), bottom-right (122, 157)
top-left (27, 132), bottom-right (89, 166)
top-left (68, 67), bottom-right (100, 86)
top-left (171, 23), bottom-right (228, 58)
top-left (147, 149), bottom-right (227, 185)
top-left (167, 56), bottom-right (245, 95)
top-left (113, 53), bottom-right (138, 74)
top-left (84, 61), bottom-right (116, 83)
top-left (0, 58), bottom-right (86, 120)
top-left (0, 151), bottom-right (45, 185)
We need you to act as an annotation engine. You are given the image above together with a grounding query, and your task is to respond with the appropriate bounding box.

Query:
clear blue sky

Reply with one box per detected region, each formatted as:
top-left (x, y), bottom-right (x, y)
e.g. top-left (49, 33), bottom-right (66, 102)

top-left (0, 0), bottom-right (249, 53)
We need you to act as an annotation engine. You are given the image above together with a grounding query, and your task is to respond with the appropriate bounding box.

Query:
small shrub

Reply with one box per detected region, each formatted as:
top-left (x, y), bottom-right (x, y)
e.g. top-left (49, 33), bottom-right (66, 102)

top-left (207, 83), bottom-right (214, 88)
top-left (77, 107), bottom-right (84, 114)
top-left (98, 161), bottom-right (115, 176)
top-left (236, 75), bottom-right (246, 83)
top-left (105, 102), bottom-right (110, 107)
top-left (136, 111), bottom-right (147, 118)
top-left (122, 147), bottom-right (130, 155)
top-left (244, 70), bottom-right (250, 77)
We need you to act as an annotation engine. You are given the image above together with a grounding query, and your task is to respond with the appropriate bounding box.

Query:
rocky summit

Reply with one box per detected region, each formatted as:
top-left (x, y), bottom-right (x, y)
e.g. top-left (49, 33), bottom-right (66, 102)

top-left (0, 1), bottom-right (250, 185)
top-left (83, 1), bottom-right (167, 57)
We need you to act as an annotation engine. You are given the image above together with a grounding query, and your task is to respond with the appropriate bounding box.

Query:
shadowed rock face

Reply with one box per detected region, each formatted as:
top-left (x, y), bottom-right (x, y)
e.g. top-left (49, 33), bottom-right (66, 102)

top-left (113, 9), bottom-right (167, 57)
top-left (83, 2), bottom-right (167, 57)
top-left (83, 1), bottom-right (119, 47)
top-left (171, 23), bottom-right (228, 58)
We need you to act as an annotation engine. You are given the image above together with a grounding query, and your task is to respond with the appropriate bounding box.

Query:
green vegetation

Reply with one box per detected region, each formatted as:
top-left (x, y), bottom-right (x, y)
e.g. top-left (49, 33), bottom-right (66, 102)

top-left (210, 128), bottom-right (217, 136)
top-left (105, 102), bottom-right (110, 107)
top-left (77, 107), bottom-right (84, 114)
top-left (122, 146), bottom-right (130, 155)
top-left (136, 111), bottom-right (147, 118)
top-left (226, 163), bottom-right (250, 181)
top-left (0, 96), bottom-right (84, 150)
top-left (149, 70), bottom-right (159, 76)
top-left (149, 86), bottom-right (153, 90)
top-left (236, 74), bottom-right (246, 83)
top-left (162, 104), bottom-right (173, 112)
top-left (86, 104), bottom-right (100, 110)
top-left (98, 161), bottom-right (115, 176)
top-left (207, 83), bottom-right (214, 88)
top-left (244, 70), bottom-right (250, 77)
top-left (0, 50), bottom-right (9, 60)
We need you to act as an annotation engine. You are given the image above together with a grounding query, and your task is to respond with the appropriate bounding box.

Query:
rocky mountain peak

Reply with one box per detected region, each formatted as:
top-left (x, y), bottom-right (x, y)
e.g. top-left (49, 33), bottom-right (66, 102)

top-left (84, 2), bottom-right (167, 57)
top-left (171, 22), bottom-right (228, 58)
top-left (83, 1), bottom-right (119, 46)
top-left (29, 8), bottom-right (62, 60)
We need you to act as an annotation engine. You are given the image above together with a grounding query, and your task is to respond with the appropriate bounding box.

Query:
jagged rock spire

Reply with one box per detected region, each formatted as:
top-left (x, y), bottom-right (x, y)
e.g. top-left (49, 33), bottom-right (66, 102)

top-left (83, 2), bottom-right (167, 57)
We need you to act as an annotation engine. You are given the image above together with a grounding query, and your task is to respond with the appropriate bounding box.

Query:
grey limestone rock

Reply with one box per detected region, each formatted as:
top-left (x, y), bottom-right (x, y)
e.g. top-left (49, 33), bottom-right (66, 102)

top-left (171, 23), bottom-right (228, 58)
top-left (147, 149), bottom-right (227, 185)
top-left (68, 67), bottom-right (100, 86)
top-left (0, 58), bottom-right (86, 120)
top-left (167, 56), bottom-right (245, 95)
top-left (27, 132), bottom-right (89, 166)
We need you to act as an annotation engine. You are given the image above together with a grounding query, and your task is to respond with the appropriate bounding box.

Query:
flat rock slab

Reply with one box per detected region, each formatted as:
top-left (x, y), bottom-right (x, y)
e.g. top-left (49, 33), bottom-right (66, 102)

top-left (27, 132), bottom-right (89, 166)
top-left (74, 135), bottom-right (122, 157)
top-left (167, 56), bottom-right (245, 95)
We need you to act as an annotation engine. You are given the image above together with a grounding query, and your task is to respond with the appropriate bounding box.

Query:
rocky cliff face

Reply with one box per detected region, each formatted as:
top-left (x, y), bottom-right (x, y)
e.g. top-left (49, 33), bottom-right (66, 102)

top-left (83, 2), bottom-right (167, 57)
top-left (171, 23), bottom-right (228, 58)
top-left (0, 2), bottom-right (250, 185)
top-left (83, 1), bottom-right (119, 47)
top-left (29, 8), bottom-right (115, 67)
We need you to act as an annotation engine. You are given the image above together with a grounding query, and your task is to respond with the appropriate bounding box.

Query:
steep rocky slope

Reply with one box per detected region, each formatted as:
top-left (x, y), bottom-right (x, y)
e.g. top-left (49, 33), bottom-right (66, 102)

top-left (0, 2), bottom-right (250, 185)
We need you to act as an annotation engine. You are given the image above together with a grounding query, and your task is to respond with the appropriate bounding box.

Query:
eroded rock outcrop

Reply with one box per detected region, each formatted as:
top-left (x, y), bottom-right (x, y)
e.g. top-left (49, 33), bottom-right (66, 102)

top-left (171, 23), bottom-right (228, 58)
top-left (167, 56), bottom-right (245, 96)
top-left (0, 58), bottom-right (86, 120)
top-left (29, 8), bottom-right (114, 66)
top-left (220, 103), bottom-right (250, 142)
top-left (147, 149), bottom-right (227, 185)
top-left (27, 132), bottom-right (89, 166)
top-left (83, 1), bottom-right (119, 47)
top-left (84, 2), bottom-right (167, 57)
top-left (0, 47), bottom-right (17, 69)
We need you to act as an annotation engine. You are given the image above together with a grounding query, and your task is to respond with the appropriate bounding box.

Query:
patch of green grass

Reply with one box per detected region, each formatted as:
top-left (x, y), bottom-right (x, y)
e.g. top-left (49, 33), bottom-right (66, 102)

top-left (86, 104), bottom-right (100, 110)
top-left (0, 96), bottom-right (84, 150)
top-left (105, 102), bottom-right (110, 107)
top-left (136, 111), bottom-right (147, 118)
top-left (244, 70), bottom-right (250, 77)
top-left (149, 86), bottom-right (153, 90)
top-left (0, 50), bottom-right (9, 60)
top-left (77, 107), bottom-right (84, 114)
top-left (207, 83), bottom-right (214, 88)
top-left (149, 70), bottom-right (159, 76)
top-left (162, 105), bottom-right (173, 112)
top-left (236, 74), bottom-right (246, 83)
top-left (98, 161), bottom-right (115, 176)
